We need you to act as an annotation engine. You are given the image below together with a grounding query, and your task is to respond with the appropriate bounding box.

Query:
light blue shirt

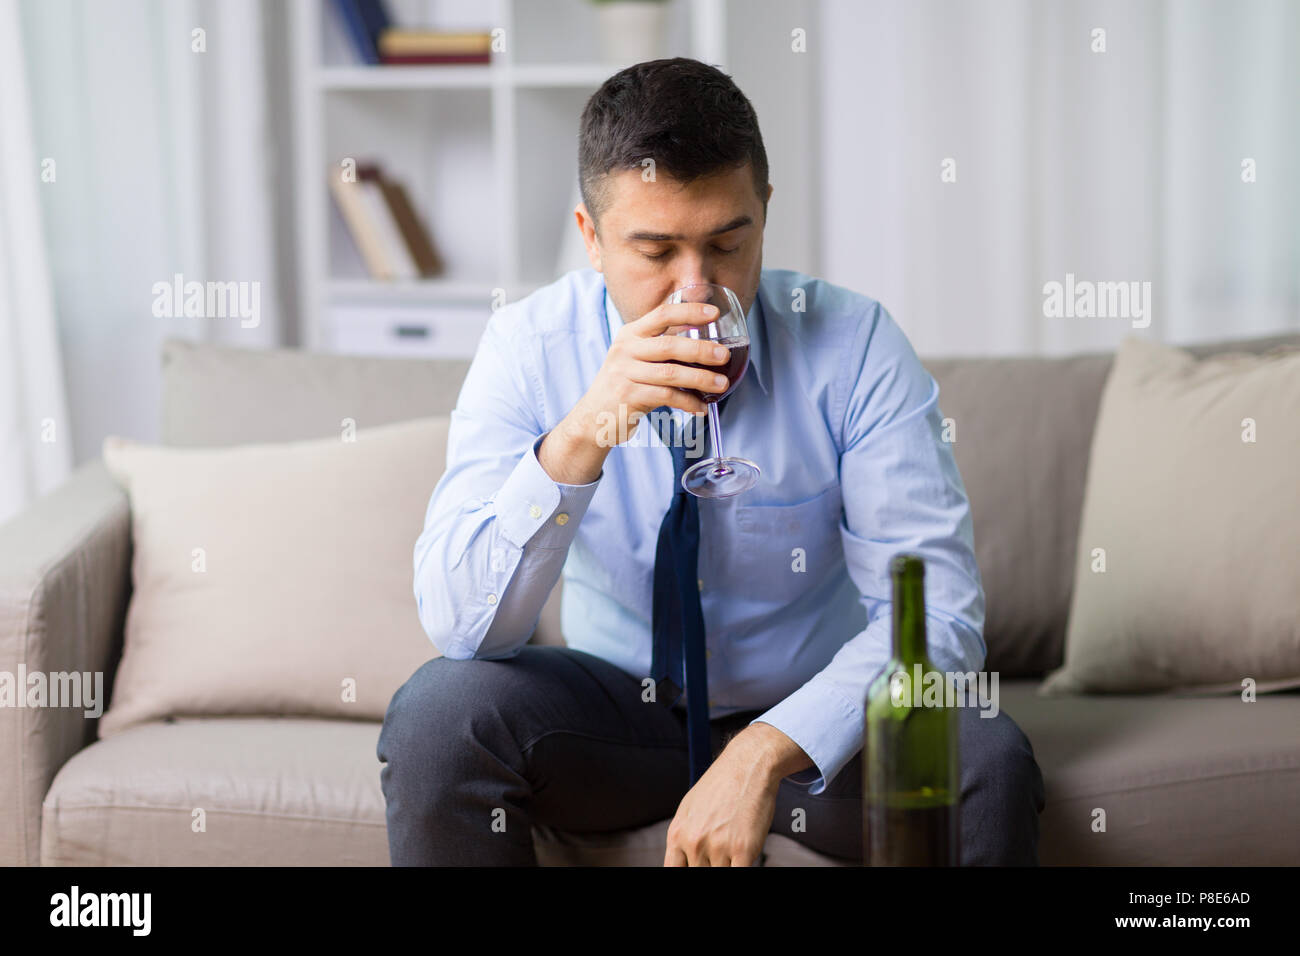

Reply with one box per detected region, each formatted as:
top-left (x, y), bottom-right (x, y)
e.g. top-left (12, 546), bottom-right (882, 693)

top-left (414, 267), bottom-right (986, 795)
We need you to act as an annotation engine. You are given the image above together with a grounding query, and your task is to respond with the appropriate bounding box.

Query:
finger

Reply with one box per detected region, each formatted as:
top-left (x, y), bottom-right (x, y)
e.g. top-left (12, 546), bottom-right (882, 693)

top-left (729, 846), bottom-right (759, 867)
top-left (630, 334), bottom-right (732, 366)
top-left (627, 301), bottom-right (719, 338)
top-left (687, 846), bottom-right (711, 867)
top-left (631, 383), bottom-right (710, 416)
top-left (664, 844), bottom-right (688, 867)
top-left (630, 359), bottom-right (729, 396)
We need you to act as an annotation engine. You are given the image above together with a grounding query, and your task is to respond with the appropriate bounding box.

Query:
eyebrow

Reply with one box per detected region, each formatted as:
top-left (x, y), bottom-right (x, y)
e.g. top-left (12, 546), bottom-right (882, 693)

top-left (625, 215), bottom-right (753, 242)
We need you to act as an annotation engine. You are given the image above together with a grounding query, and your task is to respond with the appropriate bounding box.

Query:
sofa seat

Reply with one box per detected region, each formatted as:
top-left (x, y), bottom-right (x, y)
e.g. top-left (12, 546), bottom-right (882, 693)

top-left (38, 713), bottom-right (840, 866)
top-left (39, 681), bottom-right (1300, 866)
top-left (40, 717), bottom-right (391, 866)
top-left (997, 682), bottom-right (1300, 865)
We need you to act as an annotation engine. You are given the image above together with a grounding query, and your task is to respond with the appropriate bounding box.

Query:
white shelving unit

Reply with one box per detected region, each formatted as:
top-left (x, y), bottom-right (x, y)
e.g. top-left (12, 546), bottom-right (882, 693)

top-left (291, 0), bottom-right (727, 358)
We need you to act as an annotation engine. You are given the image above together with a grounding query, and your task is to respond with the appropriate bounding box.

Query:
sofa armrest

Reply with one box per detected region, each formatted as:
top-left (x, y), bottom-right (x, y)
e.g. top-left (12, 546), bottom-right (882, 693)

top-left (0, 459), bottom-right (131, 866)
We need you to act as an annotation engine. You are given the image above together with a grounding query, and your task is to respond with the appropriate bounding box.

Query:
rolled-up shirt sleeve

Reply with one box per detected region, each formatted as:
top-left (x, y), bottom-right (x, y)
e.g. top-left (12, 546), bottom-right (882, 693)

top-left (414, 309), bottom-right (601, 661)
top-left (750, 302), bottom-right (987, 795)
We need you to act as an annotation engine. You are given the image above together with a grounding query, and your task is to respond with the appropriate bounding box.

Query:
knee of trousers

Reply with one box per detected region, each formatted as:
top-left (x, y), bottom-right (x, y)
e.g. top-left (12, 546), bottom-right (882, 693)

top-left (377, 655), bottom-right (525, 777)
top-left (960, 707), bottom-right (1045, 811)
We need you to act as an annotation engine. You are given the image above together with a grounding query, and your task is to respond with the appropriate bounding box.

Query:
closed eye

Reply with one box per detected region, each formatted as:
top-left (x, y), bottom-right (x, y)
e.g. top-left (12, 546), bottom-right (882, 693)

top-left (641, 245), bottom-right (738, 260)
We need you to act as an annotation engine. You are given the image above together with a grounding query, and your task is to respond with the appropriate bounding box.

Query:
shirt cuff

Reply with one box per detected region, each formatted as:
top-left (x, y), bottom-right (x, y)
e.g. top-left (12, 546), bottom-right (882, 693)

top-left (749, 681), bottom-right (864, 796)
top-left (495, 432), bottom-right (601, 550)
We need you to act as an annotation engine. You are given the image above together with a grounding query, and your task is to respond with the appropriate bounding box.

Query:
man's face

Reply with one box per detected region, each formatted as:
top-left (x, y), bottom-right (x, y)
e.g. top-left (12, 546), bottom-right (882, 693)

top-left (575, 163), bottom-right (773, 325)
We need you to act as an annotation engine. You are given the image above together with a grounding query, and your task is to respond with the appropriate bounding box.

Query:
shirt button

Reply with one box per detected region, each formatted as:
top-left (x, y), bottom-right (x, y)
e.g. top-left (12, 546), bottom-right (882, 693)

top-left (555, 512), bottom-right (569, 525)
top-left (706, 648), bottom-right (713, 660)
top-left (708, 697), bottom-right (716, 708)
top-left (486, 593), bottom-right (498, 605)
top-left (697, 578), bottom-right (704, 591)
top-left (528, 504), bottom-right (542, 519)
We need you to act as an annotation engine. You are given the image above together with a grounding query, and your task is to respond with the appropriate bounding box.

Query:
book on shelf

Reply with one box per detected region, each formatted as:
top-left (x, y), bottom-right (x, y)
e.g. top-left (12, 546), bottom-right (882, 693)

top-left (378, 53), bottom-right (492, 66)
top-left (330, 0), bottom-right (386, 65)
top-left (330, 0), bottom-right (493, 67)
top-left (328, 172), bottom-right (390, 278)
top-left (377, 29), bottom-right (493, 58)
top-left (328, 163), bottom-right (443, 281)
top-left (357, 164), bottom-right (444, 277)
top-left (356, 172), bottom-right (418, 280)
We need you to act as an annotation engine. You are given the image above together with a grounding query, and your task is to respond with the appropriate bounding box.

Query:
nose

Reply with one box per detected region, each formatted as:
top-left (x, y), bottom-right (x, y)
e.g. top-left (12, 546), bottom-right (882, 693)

top-left (673, 252), bottom-right (711, 290)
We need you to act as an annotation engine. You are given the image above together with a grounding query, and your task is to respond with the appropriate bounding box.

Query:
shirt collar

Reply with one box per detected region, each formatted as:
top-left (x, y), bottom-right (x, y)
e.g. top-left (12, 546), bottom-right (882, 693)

top-left (602, 281), bottom-right (769, 396)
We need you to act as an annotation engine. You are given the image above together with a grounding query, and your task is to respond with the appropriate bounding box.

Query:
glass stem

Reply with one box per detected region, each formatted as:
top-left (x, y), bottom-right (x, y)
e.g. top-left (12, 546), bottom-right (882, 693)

top-left (707, 402), bottom-right (726, 463)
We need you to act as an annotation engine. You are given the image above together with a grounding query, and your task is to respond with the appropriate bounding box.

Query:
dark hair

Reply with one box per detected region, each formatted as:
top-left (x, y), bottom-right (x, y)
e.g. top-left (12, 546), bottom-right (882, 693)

top-left (578, 57), bottom-right (769, 232)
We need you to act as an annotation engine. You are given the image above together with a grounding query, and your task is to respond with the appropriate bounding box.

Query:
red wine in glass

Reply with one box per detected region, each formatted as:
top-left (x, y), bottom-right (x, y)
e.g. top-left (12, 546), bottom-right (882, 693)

top-left (682, 336), bottom-right (749, 404)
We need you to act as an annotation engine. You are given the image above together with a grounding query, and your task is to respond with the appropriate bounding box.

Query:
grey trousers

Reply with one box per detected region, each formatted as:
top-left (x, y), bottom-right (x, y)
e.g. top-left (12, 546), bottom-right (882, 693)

top-left (376, 645), bottom-right (1046, 866)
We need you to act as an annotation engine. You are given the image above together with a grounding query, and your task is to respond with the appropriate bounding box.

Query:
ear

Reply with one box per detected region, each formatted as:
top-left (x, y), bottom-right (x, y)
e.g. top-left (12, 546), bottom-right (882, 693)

top-left (574, 202), bottom-right (602, 272)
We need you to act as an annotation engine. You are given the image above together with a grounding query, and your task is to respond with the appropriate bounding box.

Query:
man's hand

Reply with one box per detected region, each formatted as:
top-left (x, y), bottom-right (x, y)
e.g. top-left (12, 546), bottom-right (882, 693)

top-left (537, 300), bottom-right (730, 485)
top-left (664, 722), bottom-right (814, 867)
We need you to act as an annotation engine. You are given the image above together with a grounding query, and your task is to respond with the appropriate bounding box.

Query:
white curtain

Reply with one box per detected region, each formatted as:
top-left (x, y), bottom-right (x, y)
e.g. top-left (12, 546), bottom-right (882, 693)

top-left (819, 0), bottom-right (1300, 357)
top-left (0, 0), bottom-right (72, 524)
top-left (14, 0), bottom-right (290, 488)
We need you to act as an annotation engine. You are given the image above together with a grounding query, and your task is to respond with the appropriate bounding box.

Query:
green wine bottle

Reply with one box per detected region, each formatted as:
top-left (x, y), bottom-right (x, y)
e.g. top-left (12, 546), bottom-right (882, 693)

top-left (863, 554), bottom-right (960, 865)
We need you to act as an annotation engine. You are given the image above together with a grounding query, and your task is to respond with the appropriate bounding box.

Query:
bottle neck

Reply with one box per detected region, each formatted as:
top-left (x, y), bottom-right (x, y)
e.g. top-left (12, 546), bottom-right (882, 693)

top-left (892, 569), bottom-right (927, 665)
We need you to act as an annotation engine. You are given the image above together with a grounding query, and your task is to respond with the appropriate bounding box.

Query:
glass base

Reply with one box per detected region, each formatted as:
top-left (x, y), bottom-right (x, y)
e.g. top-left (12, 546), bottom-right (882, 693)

top-left (681, 457), bottom-right (761, 498)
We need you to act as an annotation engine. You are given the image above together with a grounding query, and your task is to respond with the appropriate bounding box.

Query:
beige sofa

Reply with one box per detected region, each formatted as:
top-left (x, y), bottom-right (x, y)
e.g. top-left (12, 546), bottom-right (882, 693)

top-left (4, 330), bottom-right (1299, 866)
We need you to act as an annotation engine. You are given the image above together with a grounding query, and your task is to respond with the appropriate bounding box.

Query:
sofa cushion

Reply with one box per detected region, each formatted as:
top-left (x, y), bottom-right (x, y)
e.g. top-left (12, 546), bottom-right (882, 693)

top-left (996, 681), bottom-right (1300, 865)
top-left (925, 330), bottom-right (1300, 678)
top-left (1040, 336), bottom-right (1300, 695)
top-left (42, 717), bottom-right (392, 865)
top-left (924, 353), bottom-right (1112, 677)
top-left (99, 416), bottom-right (443, 736)
top-left (160, 338), bottom-right (472, 447)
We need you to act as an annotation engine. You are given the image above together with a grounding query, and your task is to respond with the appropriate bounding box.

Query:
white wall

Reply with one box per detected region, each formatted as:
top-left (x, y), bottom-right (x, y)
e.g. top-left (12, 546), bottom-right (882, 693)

top-left (818, 0), bottom-right (1300, 357)
top-left (726, 0), bottom-right (819, 277)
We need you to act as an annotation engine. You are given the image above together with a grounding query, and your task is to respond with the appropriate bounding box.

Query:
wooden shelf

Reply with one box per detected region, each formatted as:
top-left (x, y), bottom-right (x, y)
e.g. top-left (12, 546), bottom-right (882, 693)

top-left (316, 63), bottom-right (617, 91)
top-left (326, 278), bottom-right (521, 302)
top-left (317, 65), bottom-right (495, 90)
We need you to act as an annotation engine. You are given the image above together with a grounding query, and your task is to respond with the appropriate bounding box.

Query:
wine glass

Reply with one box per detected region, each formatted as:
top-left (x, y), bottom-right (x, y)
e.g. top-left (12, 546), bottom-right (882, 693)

top-left (664, 283), bottom-right (761, 498)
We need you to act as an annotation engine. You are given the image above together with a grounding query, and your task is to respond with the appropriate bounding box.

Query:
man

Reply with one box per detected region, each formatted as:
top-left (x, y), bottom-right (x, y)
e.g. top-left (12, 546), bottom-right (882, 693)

top-left (378, 57), bottom-right (1045, 866)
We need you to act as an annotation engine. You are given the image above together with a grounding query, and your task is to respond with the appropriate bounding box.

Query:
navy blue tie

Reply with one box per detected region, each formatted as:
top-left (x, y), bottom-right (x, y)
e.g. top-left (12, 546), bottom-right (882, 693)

top-left (650, 398), bottom-right (728, 786)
